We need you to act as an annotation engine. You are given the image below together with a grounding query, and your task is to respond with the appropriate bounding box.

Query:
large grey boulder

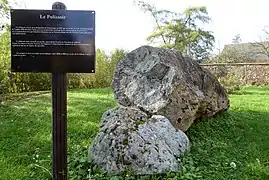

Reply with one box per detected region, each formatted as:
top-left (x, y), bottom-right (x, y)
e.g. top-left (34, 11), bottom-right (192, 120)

top-left (88, 107), bottom-right (190, 175)
top-left (112, 46), bottom-right (229, 131)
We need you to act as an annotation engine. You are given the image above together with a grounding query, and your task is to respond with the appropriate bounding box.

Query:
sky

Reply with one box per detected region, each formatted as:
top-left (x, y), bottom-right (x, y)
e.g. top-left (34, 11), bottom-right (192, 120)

top-left (13, 0), bottom-right (269, 53)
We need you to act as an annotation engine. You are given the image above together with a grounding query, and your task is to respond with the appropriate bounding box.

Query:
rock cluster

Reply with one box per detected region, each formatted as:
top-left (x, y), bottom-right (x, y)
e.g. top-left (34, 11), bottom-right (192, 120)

top-left (88, 46), bottom-right (229, 175)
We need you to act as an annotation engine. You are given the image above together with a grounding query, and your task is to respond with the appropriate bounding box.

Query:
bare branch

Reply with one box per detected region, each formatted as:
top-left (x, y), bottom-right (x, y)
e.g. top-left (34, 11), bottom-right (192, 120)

top-left (249, 26), bottom-right (269, 58)
top-left (250, 40), bottom-right (269, 58)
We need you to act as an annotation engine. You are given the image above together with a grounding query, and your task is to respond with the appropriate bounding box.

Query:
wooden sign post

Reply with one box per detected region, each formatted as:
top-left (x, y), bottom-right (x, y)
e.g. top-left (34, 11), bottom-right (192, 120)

top-left (51, 3), bottom-right (68, 180)
top-left (10, 2), bottom-right (95, 179)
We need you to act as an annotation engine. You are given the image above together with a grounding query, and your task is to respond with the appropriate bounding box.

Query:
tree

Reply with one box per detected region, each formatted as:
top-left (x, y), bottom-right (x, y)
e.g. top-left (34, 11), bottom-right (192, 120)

top-left (110, 49), bottom-right (127, 71)
top-left (0, 31), bottom-right (10, 93)
top-left (134, 0), bottom-right (215, 62)
top-left (206, 34), bottom-right (249, 64)
top-left (232, 34), bottom-right (242, 44)
top-left (250, 27), bottom-right (269, 58)
top-left (0, 0), bottom-right (11, 31)
top-left (0, 0), bottom-right (11, 93)
top-left (216, 47), bottom-right (250, 63)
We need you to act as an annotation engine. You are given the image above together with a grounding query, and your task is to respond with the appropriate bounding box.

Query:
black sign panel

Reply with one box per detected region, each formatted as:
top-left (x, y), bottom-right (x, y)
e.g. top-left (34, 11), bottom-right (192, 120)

top-left (10, 9), bottom-right (95, 73)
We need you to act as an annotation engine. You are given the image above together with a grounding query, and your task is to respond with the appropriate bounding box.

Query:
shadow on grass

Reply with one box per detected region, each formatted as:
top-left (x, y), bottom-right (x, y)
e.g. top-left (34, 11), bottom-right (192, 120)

top-left (230, 86), bottom-right (269, 96)
top-left (68, 87), bottom-right (112, 94)
top-left (231, 91), bottom-right (269, 96)
top-left (185, 110), bottom-right (269, 180)
top-left (0, 91), bottom-right (50, 103)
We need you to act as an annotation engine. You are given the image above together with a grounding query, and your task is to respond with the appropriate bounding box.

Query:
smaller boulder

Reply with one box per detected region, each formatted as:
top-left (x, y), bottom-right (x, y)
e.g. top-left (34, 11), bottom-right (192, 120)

top-left (88, 107), bottom-right (190, 175)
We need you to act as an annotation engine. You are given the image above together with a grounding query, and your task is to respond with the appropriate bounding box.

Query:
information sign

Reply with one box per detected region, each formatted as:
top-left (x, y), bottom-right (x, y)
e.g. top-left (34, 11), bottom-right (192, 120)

top-left (10, 9), bottom-right (95, 73)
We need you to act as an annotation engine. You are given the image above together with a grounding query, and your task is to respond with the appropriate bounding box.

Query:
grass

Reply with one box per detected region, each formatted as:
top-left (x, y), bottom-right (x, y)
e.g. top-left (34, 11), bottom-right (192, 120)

top-left (0, 86), bottom-right (269, 179)
top-left (182, 86), bottom-right (269, 180)
top-left (0, 88), bottom-right (115, 180)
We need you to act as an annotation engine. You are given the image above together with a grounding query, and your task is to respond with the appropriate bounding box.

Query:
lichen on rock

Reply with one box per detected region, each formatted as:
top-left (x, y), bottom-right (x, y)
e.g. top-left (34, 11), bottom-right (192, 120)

top-left (88, 107), bottom-right (190, 175)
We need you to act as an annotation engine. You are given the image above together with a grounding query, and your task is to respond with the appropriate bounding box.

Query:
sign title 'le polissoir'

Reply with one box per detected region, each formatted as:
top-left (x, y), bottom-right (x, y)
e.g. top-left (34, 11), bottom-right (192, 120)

top-left (40, 14), bottom-right (66, 20)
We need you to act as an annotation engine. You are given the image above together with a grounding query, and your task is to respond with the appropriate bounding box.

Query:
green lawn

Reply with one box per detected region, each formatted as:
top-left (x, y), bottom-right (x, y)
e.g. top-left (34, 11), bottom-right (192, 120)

top-left (0, 86), bottom-right (269, 179)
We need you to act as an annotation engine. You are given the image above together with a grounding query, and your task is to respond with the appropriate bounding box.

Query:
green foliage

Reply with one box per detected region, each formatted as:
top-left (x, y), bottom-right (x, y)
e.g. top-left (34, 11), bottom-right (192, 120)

top-left (68, 145), bottom-right (91, 180)
top-left (0, 31), bottom-right (10, 93)
top-left (110, 48), bottom-right (127, 77)
top-left (218, 72), bottom-right (241, 94)
top-left (0, 1), bottom-right (54, 93)
top-left (67, 48), bottom-right (127, 90)
top-left (178, 155), bottom-right (203, 180)
top-left (136, 1), bottom-right (215, 61)
top-left (0, 0), bottom-right (11, 22)
top-left (0, 0), bottom-right (12, 32)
